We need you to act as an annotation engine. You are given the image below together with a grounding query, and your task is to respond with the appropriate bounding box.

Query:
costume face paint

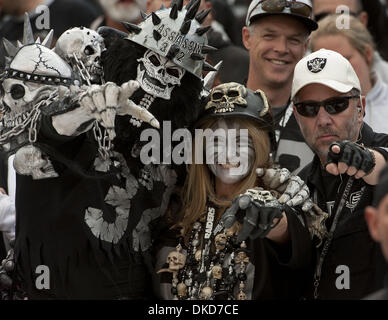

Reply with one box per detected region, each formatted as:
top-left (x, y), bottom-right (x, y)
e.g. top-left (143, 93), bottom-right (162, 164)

top-left (205, 118), bottom-right (255, 185)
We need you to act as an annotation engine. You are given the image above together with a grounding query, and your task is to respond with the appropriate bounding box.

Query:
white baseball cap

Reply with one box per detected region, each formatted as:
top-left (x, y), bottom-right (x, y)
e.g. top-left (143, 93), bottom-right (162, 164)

top-left (291, 49), bottom-right (361, 100)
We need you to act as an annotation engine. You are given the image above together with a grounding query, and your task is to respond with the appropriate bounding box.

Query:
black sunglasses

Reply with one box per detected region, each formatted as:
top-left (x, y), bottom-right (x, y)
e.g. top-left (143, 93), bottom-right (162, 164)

top-left (294, 95), bottom-right (360, 117)
top-left (249, 0), bottom-right (312, 20)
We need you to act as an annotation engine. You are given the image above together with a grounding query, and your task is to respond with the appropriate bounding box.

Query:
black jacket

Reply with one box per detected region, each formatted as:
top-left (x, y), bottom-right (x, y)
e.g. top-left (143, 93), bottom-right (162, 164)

top-left (296, 123), bottom-right (388, 299)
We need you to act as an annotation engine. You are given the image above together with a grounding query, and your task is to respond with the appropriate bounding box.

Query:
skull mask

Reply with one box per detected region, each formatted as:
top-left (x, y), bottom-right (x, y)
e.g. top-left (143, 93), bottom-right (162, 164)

top-left (205, 82), bottom-right (248, 113)
top-left (55, 27), bottom-right (105, 84)
top-left (1, 43), bottom-right (73, 152)
top-left (166, 250), bottom-right (186, 272)
top-left (136, 50), bottom-right (185, 100)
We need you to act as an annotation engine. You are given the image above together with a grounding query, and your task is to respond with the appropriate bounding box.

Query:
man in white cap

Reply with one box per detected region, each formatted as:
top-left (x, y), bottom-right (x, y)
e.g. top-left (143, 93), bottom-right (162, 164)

top-left (292, 49), bottom-right (388, 299)
top-left (242, 0), bottom-right (317, 173)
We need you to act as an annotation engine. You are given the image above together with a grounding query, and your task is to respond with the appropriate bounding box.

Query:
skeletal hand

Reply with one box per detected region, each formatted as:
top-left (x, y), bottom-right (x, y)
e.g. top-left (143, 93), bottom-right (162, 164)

top-left (256, 167), bottom-right (313, 212)
top-left (78, 80), bottom-right (159, 140)
top-left (221, 188), bottom-right (284, 242)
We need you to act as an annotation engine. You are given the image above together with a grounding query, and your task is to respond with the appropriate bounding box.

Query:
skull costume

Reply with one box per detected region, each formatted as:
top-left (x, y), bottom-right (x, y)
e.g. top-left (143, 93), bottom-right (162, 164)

top-left (54, 27), bottom-right (105, 84)
top-left (0, 14), bottom-right (76, 180)
top-left (4, 0), bottom-right (215, 300)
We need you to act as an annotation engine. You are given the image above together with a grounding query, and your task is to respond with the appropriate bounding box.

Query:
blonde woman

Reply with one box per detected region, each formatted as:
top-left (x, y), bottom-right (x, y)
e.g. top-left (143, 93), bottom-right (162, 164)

top-left (154, 83), bottom-right (314, 300)
top-left (310, 14), bottom-right (388, 134)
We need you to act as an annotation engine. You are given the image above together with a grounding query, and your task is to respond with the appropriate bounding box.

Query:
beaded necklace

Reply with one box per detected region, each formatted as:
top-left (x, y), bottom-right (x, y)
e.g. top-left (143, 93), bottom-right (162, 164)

top-left (160, 203), bottom-right (251, 300)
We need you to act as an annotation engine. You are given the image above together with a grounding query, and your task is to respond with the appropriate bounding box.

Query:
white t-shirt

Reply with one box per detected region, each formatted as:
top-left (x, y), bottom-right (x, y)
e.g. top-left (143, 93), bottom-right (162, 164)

top-left (364, 79), bottom-right (388, 134)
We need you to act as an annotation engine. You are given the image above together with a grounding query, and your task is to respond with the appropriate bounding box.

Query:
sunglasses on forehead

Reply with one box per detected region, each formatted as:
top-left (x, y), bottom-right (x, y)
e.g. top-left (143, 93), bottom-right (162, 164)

top-left (294, 95), bottom-right (360, 117)
top-left (248, 0), bottom-right (312, 21)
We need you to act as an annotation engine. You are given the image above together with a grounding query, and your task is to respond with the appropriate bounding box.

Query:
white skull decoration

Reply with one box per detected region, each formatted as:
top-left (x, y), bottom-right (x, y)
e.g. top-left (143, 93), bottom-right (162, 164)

top-left (55, 27), bottom-right (105, 83)
top-left (166, 250), bottom-right (186, 272)
top-left (13, 145), bottom-right (59, 180)
top-left (136, 49), bottom-right (185, 100)
top-left (1, 43), bottom-right (73, 135)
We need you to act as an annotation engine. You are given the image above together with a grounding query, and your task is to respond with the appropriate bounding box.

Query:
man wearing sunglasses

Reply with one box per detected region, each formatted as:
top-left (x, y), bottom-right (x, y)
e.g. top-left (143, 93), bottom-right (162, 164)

top-left (291, 49), bottom-right (388, 299)
top-left (243, 0), bottom-right (318, 173)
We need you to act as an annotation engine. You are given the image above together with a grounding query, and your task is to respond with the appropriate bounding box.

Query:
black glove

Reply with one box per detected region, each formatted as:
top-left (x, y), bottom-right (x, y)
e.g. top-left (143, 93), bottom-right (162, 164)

top-left (325, 141), bottom-right (375, 174)
top-left (221, 188), bottom-right (284, 242)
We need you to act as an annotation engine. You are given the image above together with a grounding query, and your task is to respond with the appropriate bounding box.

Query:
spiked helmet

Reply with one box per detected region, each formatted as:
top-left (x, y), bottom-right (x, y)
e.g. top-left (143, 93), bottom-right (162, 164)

top-left (123, 0), bottom-right (216, 79)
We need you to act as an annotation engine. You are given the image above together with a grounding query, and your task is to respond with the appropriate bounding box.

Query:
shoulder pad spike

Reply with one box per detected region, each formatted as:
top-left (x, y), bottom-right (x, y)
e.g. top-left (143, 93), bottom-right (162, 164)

top-left (196, 25), bottom-right (211, 36)
top-left (152, 12), bottom-right (161, 25)
top-left (191, 53), bottom-right (204, 60)
top-left (122, 22), bottom-right (142, 34)
top-left (153, 30), bottom-right (162, 41)
top-left (196, 9), bottom-right (211, 24)
top-left (42, 29), bottom-right (54, 48)
top-left (203, 61), bottom-right (217, 72)
top-left (202, 44), bottom-right (217, 54)
top-left (180, 20), bottom-right (191, 35)
top-left (23, 13), bottom-right (35, 45)
top-left (170, 4), bottom-right (178, 19)
top-left (177, 0), bottom-right (183, 10)
top-left (3, 38), bottom-right (18, 57)
top-left (185, 0), bottom-right (201, 21)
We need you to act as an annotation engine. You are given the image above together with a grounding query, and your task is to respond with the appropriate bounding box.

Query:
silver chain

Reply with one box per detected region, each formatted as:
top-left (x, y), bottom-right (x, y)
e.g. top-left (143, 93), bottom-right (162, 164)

top-left (0, 90), bottom-right (58, 144)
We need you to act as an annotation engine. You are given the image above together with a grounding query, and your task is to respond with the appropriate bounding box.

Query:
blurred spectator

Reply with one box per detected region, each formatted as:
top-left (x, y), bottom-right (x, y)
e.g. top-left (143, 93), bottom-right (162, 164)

top-left (312, 0), bottom-right (388, 84)
top-left (0, 0), bottom-right (100, 70)
top-left (310, 14), bottom-right (388, 134)
top-left (365, 163), bottom-right (388, 300)
top-left (90, 0), bottom-right (146, 32)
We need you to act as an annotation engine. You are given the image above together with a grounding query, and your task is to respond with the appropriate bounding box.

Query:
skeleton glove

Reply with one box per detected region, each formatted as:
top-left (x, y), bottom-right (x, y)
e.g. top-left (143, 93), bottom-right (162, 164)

top-left (221, 188), bottom-right (284, 242)
top-left (256, 167), bottom-right (313, 212)
top-left (325, 141), bottom-right (376, 176)
top-left (78, 80), bottom-right (159, 140)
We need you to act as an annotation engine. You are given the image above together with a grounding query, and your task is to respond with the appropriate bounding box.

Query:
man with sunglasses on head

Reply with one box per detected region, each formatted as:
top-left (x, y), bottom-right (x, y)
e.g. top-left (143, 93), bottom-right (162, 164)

top-left (292, 49), bottom-right (388, 299)
top-left (243, 0), bottom-right (317, 173)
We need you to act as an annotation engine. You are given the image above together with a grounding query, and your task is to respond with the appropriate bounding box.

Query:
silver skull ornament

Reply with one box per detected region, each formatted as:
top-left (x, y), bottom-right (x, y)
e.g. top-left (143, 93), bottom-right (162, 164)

top-left (167, 250), bottom-right (186, 272)
top-left (136, 49), bottom-right (185, 100)
top-left (55, 27), bottom-right (105, 83)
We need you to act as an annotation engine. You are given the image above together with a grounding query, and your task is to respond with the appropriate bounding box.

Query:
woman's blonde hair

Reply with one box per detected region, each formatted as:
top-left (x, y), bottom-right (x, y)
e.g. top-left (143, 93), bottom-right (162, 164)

top-left (179, 117), bottom-right (271, 239)
top-left (310, 14), bottom-right (375, 65)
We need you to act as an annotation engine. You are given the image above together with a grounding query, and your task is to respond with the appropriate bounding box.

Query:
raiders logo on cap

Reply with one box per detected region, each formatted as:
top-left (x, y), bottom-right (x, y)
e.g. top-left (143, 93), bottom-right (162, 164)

top-left (307, 57), bottom-right (327, 73)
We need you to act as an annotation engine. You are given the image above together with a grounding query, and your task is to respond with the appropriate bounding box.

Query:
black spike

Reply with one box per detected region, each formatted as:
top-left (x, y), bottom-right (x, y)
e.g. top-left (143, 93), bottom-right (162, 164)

top-left (201, 45), bottom-right (217, 54)
top-left (203, 61), bottom-right (217, 72)
top-left (153, 30), bottom-right (162, 41)
top-left (191, 53), bottom-right (204, 61)
top-left (152, 12), bottom-right (161, 25)
top-left (186, 0), bottom-right (196, 10)
top-left (122, 22), bottom-right (142, 34)
top-left (170, 4), bottom-right (178, 19)
top-left (167, 45), bottom-right (180, 60)
top-left (196, 25), bottom-right (211, 36)
top-left (177, 0), bottom-right (183, 11)
top-left (196, 9), bottom-right (211, 24)
top-left (180, 20), bottom-right (191, 35)
top-left (185, 0), bottom-right (200, 21)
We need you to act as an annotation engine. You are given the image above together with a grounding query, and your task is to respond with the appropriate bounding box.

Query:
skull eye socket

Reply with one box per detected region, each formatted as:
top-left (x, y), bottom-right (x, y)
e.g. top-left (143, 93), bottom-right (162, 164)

top-left (212, 92), bottom-right (223, 100)
top-left (10, 84), bottom-right (25, 100)
top-left (166, 68), bottom-right (179, 78)
top-left (149, 54), bottom-right (161, 67)
top-left (227, 90), bottom-right (240, 97)
top-left (84, 45), bottom-right (95, 55)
